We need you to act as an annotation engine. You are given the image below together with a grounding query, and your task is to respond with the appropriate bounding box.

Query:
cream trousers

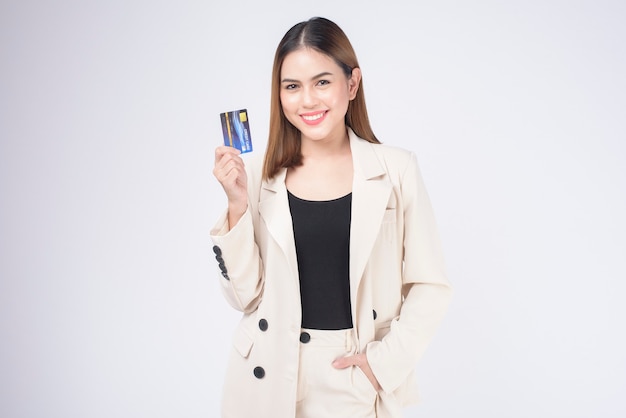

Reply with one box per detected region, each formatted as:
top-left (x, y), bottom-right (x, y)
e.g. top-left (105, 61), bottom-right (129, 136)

top-left (295, 328), bottom-right (378, 418)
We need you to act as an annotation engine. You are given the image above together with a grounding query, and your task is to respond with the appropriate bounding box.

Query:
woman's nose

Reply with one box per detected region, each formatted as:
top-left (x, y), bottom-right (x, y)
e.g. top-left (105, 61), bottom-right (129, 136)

top-left (301, 87), bottom-right (318, 107)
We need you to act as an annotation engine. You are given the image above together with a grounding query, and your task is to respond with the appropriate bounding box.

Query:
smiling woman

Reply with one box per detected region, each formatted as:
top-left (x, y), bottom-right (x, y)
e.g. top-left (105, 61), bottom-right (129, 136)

top-left (263, 17), bottom-right (379, 182)
top-left (210, 16), bottom-right (452, 418)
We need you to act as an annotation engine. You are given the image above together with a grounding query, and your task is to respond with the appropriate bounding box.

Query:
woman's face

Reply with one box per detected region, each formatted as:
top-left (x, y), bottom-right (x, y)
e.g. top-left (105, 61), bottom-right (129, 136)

top-left (279, 48), bottom-right (361, 144)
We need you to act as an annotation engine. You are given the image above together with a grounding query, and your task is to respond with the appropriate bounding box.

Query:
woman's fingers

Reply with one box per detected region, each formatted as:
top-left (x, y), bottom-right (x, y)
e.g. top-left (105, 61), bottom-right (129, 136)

top-left (213, 145), bottom-right (248, 207)
top-left (214, 147), bottom-right (243, 176)
top-left (214, 159), bottom-right (241, 183)
top-left (332, 353), bottom-right (382, 392)
top-left (214, 148), bottom-right (243, 182)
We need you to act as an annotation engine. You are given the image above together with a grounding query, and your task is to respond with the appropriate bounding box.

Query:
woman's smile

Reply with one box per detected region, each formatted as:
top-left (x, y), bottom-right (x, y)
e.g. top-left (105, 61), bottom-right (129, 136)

top-left (301, 110), bottom-right (328, 125)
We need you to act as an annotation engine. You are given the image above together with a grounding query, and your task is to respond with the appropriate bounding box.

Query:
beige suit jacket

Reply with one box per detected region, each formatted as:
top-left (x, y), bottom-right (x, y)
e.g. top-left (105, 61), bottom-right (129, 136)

top-left (211, 130), bottom-right (452, 417)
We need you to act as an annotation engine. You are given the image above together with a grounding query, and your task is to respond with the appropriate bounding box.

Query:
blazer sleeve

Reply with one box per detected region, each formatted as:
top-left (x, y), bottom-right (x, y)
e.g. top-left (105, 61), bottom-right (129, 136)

top-left (209, 158), bottom-right (265, 314)
top-left (366, 152), bottom-right (452, 394)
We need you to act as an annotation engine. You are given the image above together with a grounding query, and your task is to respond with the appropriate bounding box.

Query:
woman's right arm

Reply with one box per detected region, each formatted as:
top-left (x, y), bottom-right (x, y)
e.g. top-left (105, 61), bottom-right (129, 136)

top-left (210, 146), bottom-right (264, 313)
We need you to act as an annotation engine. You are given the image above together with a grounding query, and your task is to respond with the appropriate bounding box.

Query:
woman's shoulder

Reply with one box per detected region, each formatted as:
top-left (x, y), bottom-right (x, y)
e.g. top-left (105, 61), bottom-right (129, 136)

top-left (356, 137), bottom-right (417, 175)
top-left (371, 141), bottom-right (414, 160)
top-left (351, 129), bottom-right (415, 163)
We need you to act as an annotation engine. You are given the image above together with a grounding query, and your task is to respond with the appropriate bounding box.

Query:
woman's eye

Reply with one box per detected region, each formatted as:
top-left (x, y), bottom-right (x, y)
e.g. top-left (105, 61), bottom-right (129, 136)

top-left (284, 84), bottom-right (298, 90)
top-left (317, 80), bottom-right (330, 86)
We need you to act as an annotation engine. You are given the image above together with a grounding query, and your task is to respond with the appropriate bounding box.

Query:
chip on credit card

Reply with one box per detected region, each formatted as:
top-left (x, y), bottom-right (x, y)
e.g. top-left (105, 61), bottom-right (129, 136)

top-left (220, 109), bottom-right (253, 153)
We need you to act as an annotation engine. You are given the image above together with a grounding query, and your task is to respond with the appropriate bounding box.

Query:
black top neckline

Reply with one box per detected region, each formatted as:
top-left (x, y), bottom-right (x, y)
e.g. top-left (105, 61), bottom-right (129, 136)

top-left (287, 189), bottom-right (352, 203)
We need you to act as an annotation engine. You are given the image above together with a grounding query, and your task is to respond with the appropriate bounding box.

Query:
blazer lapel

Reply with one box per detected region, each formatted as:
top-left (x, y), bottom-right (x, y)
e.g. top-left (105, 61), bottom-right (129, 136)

top-left (257, 132), bottom-right (391, 328)
top-left (258, 168), bottom-right (300, 280)
top-left (349, 130), bottom-right (392, 318)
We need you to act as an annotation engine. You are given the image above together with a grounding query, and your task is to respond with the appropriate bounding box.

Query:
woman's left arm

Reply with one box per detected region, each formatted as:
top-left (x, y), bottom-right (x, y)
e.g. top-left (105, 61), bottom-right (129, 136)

top-left (365, 152), bottom-right (453, 393)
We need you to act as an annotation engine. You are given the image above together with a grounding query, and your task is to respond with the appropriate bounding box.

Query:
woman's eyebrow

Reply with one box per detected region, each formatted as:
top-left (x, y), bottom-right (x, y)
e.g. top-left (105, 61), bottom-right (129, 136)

top-left (281, 72), bottom-right (334, 83)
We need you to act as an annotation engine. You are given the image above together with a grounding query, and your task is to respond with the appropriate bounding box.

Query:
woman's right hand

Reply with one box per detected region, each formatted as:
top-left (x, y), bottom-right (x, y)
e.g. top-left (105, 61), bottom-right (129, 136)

top-left (213, 146), bottom-right (248, 229)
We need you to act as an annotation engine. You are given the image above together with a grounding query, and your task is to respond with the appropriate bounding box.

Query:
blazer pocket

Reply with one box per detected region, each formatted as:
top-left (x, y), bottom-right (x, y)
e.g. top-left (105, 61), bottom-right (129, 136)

top-left (380, 209), bottom-right (398, 243)
top-left (374, 319), bottom-right (393, 341)
top-left (232, 326), bottom-right (254, 358)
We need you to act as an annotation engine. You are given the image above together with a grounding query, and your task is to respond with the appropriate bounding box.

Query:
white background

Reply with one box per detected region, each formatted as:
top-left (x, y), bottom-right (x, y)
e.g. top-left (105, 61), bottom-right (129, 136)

top-left (1, 1), bottom-right (625, 417)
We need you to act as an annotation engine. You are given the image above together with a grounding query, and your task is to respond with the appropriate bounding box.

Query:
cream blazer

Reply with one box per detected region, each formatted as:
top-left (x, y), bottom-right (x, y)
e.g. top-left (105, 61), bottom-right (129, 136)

top-left (210, 130), bottom-right (452, 417)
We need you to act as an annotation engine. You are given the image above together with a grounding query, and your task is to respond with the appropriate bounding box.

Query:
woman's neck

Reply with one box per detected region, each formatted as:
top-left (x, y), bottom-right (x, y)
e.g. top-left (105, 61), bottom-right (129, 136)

top-left (300, 129), bottom-right (350, 160)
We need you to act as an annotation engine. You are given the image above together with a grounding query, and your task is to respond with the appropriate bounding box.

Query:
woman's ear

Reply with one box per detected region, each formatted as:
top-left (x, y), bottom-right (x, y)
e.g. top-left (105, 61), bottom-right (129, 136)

top-left (348, 67), bottom-right (362, 100)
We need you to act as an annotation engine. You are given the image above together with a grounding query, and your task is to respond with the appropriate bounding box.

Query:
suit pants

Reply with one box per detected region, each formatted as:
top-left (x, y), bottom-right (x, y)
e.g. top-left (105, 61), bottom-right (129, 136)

top-left (296, 328), bottom-right (378, 418)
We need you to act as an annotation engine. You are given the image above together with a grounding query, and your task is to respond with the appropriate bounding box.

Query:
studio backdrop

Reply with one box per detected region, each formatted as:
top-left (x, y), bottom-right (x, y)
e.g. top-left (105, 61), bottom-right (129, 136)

top-left (1, 1), bottom-right (625, 417)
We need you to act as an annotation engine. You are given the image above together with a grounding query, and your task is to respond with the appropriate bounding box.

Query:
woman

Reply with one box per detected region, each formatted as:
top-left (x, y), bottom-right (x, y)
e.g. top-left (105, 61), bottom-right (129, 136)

top-left (211, 17), bottom-right (451, 418)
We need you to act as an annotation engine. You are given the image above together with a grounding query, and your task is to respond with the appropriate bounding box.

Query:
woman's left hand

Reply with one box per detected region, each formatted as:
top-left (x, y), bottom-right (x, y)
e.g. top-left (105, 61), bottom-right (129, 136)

top-left (332, 353), bottom-right (382, 392)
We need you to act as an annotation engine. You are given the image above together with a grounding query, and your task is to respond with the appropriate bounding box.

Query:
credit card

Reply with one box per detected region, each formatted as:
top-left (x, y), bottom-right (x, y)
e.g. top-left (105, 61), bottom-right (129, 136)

top-left (219, 108), bottom-right (253, 153)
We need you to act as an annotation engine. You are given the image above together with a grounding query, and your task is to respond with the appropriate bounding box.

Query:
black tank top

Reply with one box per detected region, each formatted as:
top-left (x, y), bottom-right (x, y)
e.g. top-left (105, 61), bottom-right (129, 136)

top-left (288, 190), bottom-right (353, 330)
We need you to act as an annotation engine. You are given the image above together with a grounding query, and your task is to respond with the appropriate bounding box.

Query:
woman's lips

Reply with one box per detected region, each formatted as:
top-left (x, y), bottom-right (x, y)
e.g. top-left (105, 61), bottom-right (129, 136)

top-left (300, 110), bottom-right (327, 126)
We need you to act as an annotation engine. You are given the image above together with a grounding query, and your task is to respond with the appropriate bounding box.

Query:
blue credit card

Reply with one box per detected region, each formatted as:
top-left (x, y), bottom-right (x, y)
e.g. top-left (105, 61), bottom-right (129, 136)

top-left (220, 108), bottom-right (253, 153)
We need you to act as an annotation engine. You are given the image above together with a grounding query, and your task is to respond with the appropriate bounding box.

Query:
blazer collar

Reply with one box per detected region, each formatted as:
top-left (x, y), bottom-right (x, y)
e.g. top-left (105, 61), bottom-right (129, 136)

top-left (261, 128), bottom-right (387, 188)
top-left (348, 128), bottom-right (387, 181)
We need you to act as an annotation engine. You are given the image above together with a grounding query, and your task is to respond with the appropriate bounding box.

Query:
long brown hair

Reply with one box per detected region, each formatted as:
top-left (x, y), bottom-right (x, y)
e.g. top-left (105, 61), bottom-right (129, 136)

top-left (263, 17), bottom-right (380, 180)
